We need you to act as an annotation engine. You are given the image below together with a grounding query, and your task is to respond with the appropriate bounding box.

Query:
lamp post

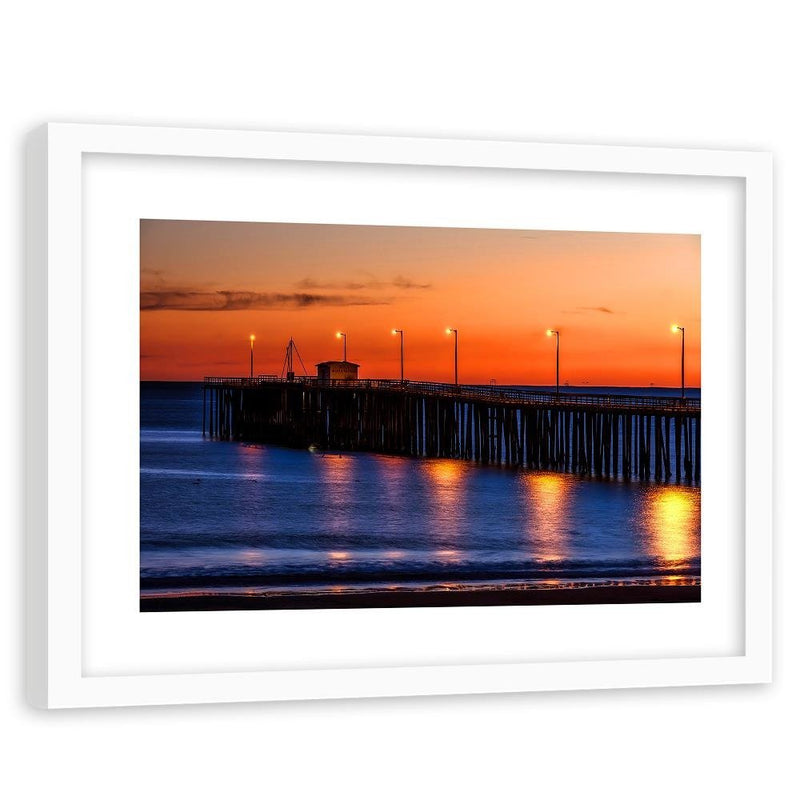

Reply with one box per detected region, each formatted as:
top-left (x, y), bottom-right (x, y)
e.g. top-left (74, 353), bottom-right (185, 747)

top-left (446, 328), bottom-right (458, 385)
top-left (336, 331), bottom-right (347, 362)
top-left (671, 324), bottom-right (685, 400)
top-left (392, 329), bottom-right (404, 383)
top-left (546, 329), bottom-right (560, 397)
top-left (249, 334), bottom-right (255, 379)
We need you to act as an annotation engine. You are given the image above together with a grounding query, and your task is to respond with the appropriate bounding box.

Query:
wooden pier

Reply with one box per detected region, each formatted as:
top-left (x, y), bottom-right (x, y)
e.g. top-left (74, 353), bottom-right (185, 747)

top-left (202, 377), bottom-right (701, 484)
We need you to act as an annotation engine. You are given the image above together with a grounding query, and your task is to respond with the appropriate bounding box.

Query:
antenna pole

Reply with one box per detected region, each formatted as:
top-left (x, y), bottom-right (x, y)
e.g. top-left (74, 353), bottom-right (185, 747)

top-left (286, 337), bottom-right (296, 381)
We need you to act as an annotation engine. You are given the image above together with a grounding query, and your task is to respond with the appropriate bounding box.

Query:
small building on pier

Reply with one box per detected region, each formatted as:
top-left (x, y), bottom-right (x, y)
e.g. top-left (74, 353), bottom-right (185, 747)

top-left (316, 360), bottom-right (360, 382)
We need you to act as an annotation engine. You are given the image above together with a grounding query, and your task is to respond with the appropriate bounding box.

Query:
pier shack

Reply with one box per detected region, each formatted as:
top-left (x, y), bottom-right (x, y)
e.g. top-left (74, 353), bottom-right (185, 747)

top-left (315, 360), bottom-right (360, 382)
top-left (202, 377), bottom-right (700, 484)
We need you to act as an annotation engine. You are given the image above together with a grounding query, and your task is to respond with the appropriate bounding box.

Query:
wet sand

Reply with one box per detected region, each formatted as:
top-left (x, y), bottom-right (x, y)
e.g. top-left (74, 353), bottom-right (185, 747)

top-left (140, 583), bottom-right (700, 612)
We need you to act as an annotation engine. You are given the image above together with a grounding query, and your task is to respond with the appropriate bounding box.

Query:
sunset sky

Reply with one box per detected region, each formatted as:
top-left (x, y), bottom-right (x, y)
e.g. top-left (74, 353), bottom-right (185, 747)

top-left (140, 220), bottom-right (700, 387)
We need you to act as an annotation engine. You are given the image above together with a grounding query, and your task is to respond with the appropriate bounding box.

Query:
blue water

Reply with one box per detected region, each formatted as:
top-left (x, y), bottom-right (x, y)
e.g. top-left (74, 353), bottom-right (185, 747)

top-left (140, 382), bottom-right (700, 599)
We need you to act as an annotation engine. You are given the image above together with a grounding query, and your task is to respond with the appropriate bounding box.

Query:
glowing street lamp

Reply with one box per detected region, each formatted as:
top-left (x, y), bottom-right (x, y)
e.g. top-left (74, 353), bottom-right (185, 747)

top-left (546, 329), bottom-right (560, 397)
top-left (671, 324), bottom-right (685, 400)
top-left (249, 334), bottom-right (255, 379)
top-left (336, 331), bottom-right (347, 362)
top-left (446, 328), bottom-right (459, 385)
top-left (392, 329), bottom-right (405, 383)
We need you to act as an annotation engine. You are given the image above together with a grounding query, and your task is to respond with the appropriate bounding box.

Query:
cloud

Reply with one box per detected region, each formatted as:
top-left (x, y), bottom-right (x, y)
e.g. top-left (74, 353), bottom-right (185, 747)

top-left (294, 274), bottom-right (431, 291)
top-left (569, 305), bottom-right (614, 314)
top-left (391, 275), bottom-right (432, 290)
top-left (580, 306), bottom-right (614, 314)
top-left (561, 305), bottom-right (617, 317)
top-left (295, 278), bottom-right (370, 291)
top-left (140, 289), bottom-right (391, 311)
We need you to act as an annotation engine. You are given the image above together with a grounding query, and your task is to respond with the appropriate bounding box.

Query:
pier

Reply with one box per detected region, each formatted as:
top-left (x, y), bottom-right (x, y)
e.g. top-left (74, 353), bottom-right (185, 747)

top-left (202, 377), bottom-right (700, 484)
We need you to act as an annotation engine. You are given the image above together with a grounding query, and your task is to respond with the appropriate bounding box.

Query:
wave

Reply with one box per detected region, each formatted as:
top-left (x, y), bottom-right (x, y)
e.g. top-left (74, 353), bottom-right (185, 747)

top-left (140, 467), bottom-right (321, 484)
top-left (140, 558), bottom-right (700, 588)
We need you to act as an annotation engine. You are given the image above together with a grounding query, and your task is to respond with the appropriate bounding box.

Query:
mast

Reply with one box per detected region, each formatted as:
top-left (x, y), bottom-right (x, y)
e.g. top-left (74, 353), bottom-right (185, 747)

top-left (282, 337), bottom-right (308, 381)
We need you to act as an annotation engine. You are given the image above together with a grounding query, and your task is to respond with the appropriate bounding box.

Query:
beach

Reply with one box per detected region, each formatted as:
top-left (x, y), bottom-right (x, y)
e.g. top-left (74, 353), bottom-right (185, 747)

top-left (141, 583), bottom-right (700, 612)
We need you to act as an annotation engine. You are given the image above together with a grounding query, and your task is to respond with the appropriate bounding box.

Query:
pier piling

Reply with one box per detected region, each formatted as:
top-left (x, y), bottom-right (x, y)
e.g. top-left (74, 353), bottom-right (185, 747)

top-left (202, 377), bottom-right (701, 484)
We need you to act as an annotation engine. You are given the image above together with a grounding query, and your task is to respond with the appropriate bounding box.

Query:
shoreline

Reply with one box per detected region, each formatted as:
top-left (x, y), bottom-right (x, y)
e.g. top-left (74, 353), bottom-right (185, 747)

top-left (140, 583), bottom-right (700, 612)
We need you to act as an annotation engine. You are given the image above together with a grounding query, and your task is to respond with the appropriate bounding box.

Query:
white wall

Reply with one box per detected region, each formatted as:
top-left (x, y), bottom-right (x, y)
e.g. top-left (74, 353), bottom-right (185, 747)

top-left (2, 2), bottom-right (796, 797)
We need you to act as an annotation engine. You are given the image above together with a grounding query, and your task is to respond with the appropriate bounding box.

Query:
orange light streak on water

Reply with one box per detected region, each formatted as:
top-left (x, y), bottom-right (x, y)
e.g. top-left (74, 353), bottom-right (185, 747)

top-left (642, 486), bottom-right (700, 567)
top-left (522, 472), bottom-right (573, 562)
top-left (421, 459), bottom-right (469, 552)
top-left (319, 454), bottom-right (355, 532)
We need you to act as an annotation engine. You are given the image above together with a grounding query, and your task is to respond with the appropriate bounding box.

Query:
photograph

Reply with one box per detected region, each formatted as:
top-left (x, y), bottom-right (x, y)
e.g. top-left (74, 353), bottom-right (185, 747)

top-left (139, 219), bottom-right (701, 612)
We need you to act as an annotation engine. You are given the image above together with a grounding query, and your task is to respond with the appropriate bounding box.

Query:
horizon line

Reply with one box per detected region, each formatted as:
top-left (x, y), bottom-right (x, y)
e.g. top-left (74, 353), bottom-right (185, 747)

top-left (140, 378), bottom-right (701, 389)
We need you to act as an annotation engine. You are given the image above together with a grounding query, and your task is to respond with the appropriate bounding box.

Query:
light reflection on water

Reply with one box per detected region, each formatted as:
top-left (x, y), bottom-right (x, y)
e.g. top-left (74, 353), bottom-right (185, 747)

top-left (642, 486), bottom-right (700, 567)
top-left (522, 473), bottom-right (572, 562)
top-left (142, 444), bottom-right (701, 590)
top-left (421, 459), bottom-right (470, 556)
top-left (319, 453), bottom-right (355, 534)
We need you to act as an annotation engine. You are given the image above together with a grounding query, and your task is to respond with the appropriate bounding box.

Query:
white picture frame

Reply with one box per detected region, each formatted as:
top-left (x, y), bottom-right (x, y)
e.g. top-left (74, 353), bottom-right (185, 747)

top-left (26, 123), bottom-right (772, 708)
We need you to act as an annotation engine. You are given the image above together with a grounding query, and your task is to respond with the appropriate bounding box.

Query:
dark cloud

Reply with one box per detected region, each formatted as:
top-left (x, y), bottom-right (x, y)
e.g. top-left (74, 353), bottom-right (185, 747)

top-left (391, 275), bottom-right (432, 290)
top-left (294, 274), bottom-right (431, 291)
top-left (140, 289), bottom-right (390, 311)
top-left (560, 306), bottom-right (617, 317)
top-left (575, 306), bottom-right (614, 314)
top-left (581, 306), bottom-right (614, 314)
top-left (295, 278), bottom-right (370, 291)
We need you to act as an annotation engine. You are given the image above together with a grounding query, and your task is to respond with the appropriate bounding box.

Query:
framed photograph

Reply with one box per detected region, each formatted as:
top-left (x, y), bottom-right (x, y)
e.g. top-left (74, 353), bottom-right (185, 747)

top-left (26, 124), bottom-right (772, 708)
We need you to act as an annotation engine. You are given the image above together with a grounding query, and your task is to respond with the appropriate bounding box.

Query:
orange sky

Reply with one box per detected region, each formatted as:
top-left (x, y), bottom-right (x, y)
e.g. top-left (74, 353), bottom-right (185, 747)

top-left (140, 220), bottom-right (700, 387)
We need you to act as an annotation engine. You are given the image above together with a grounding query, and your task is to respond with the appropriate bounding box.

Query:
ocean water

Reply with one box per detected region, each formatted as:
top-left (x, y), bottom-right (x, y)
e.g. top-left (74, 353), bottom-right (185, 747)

top-left (140, 382), bottom-right (700, 599)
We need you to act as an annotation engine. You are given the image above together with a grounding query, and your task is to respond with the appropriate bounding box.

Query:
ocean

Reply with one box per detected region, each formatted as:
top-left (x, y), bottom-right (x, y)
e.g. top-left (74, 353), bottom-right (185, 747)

top-left (140, 382), bottom-right (700, 605)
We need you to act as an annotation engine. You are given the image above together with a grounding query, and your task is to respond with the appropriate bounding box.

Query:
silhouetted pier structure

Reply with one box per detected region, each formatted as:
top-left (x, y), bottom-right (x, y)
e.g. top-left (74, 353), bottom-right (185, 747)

top-left (202, 377), bottom-right (701, 484)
